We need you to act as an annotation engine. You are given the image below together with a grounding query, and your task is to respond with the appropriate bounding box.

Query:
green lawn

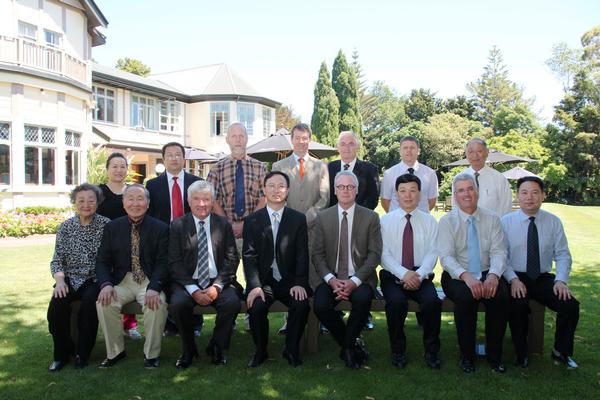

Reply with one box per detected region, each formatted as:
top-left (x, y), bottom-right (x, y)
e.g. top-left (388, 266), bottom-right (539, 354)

top-left (0, 204), bottom-right (599, 399)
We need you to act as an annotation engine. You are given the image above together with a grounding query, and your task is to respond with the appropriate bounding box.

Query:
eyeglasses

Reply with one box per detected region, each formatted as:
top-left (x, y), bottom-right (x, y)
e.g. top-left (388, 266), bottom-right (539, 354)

top-left (336, 184), bottom-right (356, 191)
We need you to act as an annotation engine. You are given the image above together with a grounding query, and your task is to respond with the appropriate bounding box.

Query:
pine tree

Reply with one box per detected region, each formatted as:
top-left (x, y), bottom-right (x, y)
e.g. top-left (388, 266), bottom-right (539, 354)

top-left (332, 50), bottom-right (362, 135)
top-left (311, 62), bottom-right (340, 147)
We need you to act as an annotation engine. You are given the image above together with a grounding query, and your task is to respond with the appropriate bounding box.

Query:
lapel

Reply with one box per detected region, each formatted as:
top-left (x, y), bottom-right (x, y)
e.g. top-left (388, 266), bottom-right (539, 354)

top-left (329, 206), bottom-right (340, 255)
top-left (353, 160), bottom-right (363, 176)
top-left (288, 156), bottom-right (299, 182)
top-left (159, 173), bottom-right (170, 207)
top-left (259, 207), bottom-right (274, 248)
top-left (209, 214), bottom-right (220, 263)
top-left (351, 206), bottom-right (362, 260)
top-left (184, 213), bottom-right (198, 267)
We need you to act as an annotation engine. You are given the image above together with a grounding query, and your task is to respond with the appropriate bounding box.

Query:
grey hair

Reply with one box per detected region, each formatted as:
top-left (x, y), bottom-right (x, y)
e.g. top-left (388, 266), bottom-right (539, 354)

top-left (123, 183), bottom-right (151, 202)
top-left (334, 170), bottom-right (359, 188)
top-left (227, 122), bottom-right (248, 137)
top-left (70, 183), bottom-right (103, 205)
top-left (188, 180), bottom-right (215, 200)
top-left (465, 137), bottom-right (487, 150)
top-left (453, 173), bottom-right (478, 191)
top-left (337, 130), bottom-right (360, 146)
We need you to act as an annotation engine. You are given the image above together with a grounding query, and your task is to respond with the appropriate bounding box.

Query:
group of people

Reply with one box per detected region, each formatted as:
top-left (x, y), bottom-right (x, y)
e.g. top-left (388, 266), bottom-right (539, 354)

top-left (47, 122), bottom-right (580, 375)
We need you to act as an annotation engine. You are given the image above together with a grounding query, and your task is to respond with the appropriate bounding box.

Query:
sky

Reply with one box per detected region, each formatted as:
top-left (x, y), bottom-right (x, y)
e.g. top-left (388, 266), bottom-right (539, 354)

top-left (92, 0), bottom-right (599, 124)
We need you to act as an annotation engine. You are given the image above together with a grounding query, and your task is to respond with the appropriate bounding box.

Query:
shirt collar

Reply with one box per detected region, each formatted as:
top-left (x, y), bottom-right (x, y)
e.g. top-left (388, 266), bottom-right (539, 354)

top-left (266, 205), bottom-right (284, 218)
top-left (337, 203), bottom-right (356, 218)
top-left (192, 213), bottom-right (211, 228)
top-left (518, 208), bottom-right (540, 221)
top-left (457, 207), bottom-right (479, 222)
top-left (166, 170), bottom-right (185, 182)
top-left (340, 158), bottom-right (357, 171)
top-left (400, 160), bottom-right (419, 171)
top-left (293, 153), bottom-right (309, 163)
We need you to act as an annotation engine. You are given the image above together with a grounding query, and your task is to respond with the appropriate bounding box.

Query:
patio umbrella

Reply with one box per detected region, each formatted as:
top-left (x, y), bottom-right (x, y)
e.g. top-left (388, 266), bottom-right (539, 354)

top-left (502, 166), bottom-right (538, 180)
top-left (185, 147), bottom-right (217, 162)
top-left (246, 132), bottom-right (338, 162)
top-left (444, 149), bottom-right (536, 167)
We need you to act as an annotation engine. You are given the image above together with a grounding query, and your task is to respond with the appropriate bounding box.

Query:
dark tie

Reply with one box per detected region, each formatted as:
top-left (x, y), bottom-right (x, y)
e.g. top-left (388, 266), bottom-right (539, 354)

top-left (526, 216), bottom-right (541, 280)
top-left (337, 211), bottom-right (349, 280)
top-left (408, 167), bottom-right (414, 175)
top-left (343, 163), bottom-right (350, 171)
top-left (474, 171), bottom-right (480, 188)
top-left (171, 176), bottom-right (183, 220)
top-left (234, 160), bottom-right (245, 218)
top-left (197, 220), bottom-right (210, 289)
top-left (402, 214), bottom-right (414, 269)
top-left (130, 219), bottom-right (146, 284)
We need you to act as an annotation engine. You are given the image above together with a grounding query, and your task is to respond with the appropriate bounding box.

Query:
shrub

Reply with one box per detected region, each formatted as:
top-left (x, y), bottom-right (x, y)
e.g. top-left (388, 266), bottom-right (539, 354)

top-left (0, 210), bottom-right (71, 238)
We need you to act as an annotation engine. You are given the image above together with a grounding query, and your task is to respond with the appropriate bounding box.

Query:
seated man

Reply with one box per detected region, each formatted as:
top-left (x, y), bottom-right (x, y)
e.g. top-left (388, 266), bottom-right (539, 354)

top-left (312, 171), bottom-right (382, 369)
top-left (502, 176), bottom-right (579, 369)
top-left (168, 180), bottom-right (241, 368)
top-left (243, 171), bottom-right (310, 368)
top-left (380, 174), bottom-right (442, 369)
top-left (438, 173), bottom-right (509, 373)
top-left (96, 184), bottom-right (169, 369)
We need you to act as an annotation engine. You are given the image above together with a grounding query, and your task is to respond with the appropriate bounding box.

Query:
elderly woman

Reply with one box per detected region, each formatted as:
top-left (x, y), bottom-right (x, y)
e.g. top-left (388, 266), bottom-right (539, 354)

top-left (47, 183), bottom-right (110, 372)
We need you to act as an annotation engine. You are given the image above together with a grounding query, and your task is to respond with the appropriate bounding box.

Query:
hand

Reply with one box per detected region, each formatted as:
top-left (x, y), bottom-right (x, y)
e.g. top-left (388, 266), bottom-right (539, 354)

top-left (144, 289), bottom-right (162, 311)
top-left (328, 278), bottom-right (345, 293)
top-left (246, 287), bottom-right (265, 308)
top-left (53, 280), bottom-right (69, 298)
top-left (482, 273), bottom-right (499, 298)
top-left (290, 286), bottom-right (307, 301)
top-left (97, 285), bottom-right (117, 307)
top-left (336, 279), bottom-right (357, 300)
top-left (554, 281), bottom-right (572, 301)
top-left (402, 271), bottom-right (421, 291)
top-left (460, 272), bottom-right (483, 300)
top-left (511, 278), bottom-right (527, 298)
top-left (206, 285), bottom-right (220, 302)
top-left (232, 221), bottom-right (244, 239)
top-left (192, 289), bottom-right (212, 306)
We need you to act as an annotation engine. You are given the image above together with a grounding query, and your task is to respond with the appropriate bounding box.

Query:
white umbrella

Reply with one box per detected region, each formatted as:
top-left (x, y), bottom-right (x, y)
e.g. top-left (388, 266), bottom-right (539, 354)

top-left (502, 166), bottom-right (538, 180)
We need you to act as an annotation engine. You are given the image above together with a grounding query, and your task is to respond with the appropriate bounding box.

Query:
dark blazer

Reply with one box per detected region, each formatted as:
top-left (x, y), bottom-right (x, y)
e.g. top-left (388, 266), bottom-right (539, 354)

top-left (168, 213), bottom-right (239, 289)
top-left (146, 172), bottom-right (201, 225)
top-left (328, 159), bottom-right (379, 210)
top-left (96, 215), bottom-right (169, 292)
top-left (242, 206), bottom-right (309, 292)
top-left (311, 204), bottom-right (382, 290)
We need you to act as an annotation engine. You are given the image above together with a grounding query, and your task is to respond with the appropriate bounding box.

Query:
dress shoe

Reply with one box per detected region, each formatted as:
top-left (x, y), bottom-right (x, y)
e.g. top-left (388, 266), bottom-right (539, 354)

top-left (391, 353), bottom-right (407, 368)
top-left (515, 356), bottom-right (529, 368)
top-left (551, 350), bottom-right (579, 369)
top-left (248, 352), bottom-right (268, 368)
top-left (341, 348), bottom-right (359, 369)
top-left (48, 360), bottom-right (68, 372)
top-left (459, 356), bottom-right (475, 373)
top-left (354, 337), bottom-right (369, 365)
top-left (98, 351), bottom-right (126, 368)
top-left (364, 314), bottom-right (375, 331)
top-left (144, 357), bottom-right (160, 369)
top-left (206, 344), bottom-right (227, 365)
top-left (489, 360), bottom-right (506, 373)
top-left (282, 349), bottom-right (302, 367)
top-left (424, 352), bottom-right (441, 369)
top-left (175, 352), bottom-right (198, 369)
top-left (74, 355), bottom-right (88, 369)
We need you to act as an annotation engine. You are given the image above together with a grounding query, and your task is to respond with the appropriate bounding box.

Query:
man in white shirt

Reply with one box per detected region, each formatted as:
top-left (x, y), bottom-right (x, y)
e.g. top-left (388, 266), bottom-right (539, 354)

top-left (439, 173), bottom-right (510, 374)
top-left (502, 176), bottom-right (579, 369)
top-left (380, 174), bottom-right (442, 369)
top-left (381, 136), bottom-right (438, 213)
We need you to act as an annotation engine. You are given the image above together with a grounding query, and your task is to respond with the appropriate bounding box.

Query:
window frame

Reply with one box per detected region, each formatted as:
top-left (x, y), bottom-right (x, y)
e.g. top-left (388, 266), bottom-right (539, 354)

top-left (159, 100), bottom-right (180, 133)
top-left (23, 124), bottom-right (57, 186)
top-left (130, 94), bottom-right (157, 131)
top-left (237, 102), bottom-right (255, 135)
top-left (92, 85), bottom-right (116, 123)
top-left (18, 21), bottom-right (37, 41)
top-left (0, 122), bottom-right (10, 185)
top-left (210, 102), bottom-right (230, 137)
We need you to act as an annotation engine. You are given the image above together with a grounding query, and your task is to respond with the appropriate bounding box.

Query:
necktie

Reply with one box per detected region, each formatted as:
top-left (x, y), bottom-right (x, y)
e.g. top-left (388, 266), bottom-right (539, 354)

top-left (234, 160), bottom-right (245, 218)
top-left (197, 220), bottom-right (210, 289)
top-left (467, 215), bottom-right (481, 279)
top-left (408, 167), bottom-right (415, 175)
top-left (337, 211), bottom-right (349, 280)
top-left (271, 211), bottom-right (282, 281)
top-left (343, 163), bottom-right (350, 171)
top-left (299, 158), bottom-right (305, 180)
top-left (171, 176), bottom-right (183, 220)
top-left (130, 220), bottom-right (146, 284)
top-left (402, 214), bottom-right (414, 269)
top-left (526, 217), bottom-right (541, 280)
top-left (474, 172), bottom-right (480, 188)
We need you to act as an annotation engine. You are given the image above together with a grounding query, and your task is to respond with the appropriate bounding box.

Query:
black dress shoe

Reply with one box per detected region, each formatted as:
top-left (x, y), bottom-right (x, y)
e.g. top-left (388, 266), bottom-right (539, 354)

top-left (489, 361), bottom-right (506, 373)
top-left (48, 360), bottom-right (68, 372)
top-left (424, 352), bottom-right (441, 369)
top-left (459, 356), bottom-right (475, 373)
top-left (248, 352), bottom-right (268, 368)
top-left (175, 352), bottom-right (198, 369)
top-left (515, 356), bottom-right (529, 368)
top-left (99, 351), bottom-right (126, 368)
top-left (391, 353), bottom-right (407, 368)
top-left (282, 350), bottom-right (302, 367)
top-left (74, 355), bottom-right (88, 369)
top-left (144, 357), bottom-right (160, 369)
top-left (354, 337), bottom-right (369, 365)
top-left (341, 348), bottom-right (359, 369)
top-left (551, 350), bottom-right (579, 369)
top-left (206, 344), bottom-right (227, 365)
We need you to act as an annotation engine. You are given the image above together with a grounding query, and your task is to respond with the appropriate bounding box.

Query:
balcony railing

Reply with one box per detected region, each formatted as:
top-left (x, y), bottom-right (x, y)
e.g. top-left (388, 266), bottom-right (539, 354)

top-left (0, 35), bottom-right (88, 86)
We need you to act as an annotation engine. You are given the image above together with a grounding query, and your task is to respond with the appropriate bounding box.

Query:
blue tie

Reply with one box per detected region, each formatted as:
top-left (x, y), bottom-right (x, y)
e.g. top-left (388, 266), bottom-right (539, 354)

top-left (197, 220), bottom-right (210, 289)
top-left (234, 160), bottom-right (245, 218)
top-left (467, 216), bottom-right (482, 279)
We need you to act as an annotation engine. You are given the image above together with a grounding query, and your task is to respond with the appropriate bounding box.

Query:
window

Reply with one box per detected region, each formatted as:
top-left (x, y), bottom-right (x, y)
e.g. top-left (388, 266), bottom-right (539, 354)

top-left (131, 95), bottom-right (156, 130)
top-left (18, 21), bottom-right (37, 41)
top-left (160, 100), bottom-right (180, 132)
top-left (44, 29), bottom-right (62, 48)
top-left (210, 102), bottom-right (230, 136)
top-left (0, 123), bottom-right (10, 185)
top-left (237, 103), bottom-right (255, 135)
top-left (24, 125), bottom-right (56, 185)
top-left (65, 130), bottom-right (81, 185)
top-left (262, 107), bottom-right (273, 135)
top-left (93, 85), bottom-right (115, 123)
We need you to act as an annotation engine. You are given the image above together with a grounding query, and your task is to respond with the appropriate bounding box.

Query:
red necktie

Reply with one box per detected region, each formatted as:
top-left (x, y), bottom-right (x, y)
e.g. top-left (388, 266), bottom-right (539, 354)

top-left (402, 214), bottom-right (414, 269)
top-left (171, 176), bottom-right (184, 220)
top-left (299, 158), bottom-right (305, 180)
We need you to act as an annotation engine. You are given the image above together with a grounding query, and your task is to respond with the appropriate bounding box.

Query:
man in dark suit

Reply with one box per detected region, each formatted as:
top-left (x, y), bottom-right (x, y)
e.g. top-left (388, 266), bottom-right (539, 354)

top-left (96, 184), bottom-right (169, 369)
top-left (168, 180), bottom-right (241, 367)
top-left (243, 171), bottom-right (310, 368)
top-left (328, 130), bottom-right (379, 210)
top-left (312, 170), bottom-right (382, 369)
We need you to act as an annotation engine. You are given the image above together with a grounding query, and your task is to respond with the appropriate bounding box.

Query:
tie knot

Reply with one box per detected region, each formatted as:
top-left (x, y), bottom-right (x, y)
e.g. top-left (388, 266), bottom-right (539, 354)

top-left (272, 211), bottom-right (279, 220)
top-left (405, 214), bottom-right (411, 221)
top-left (198, 220), bottom-right (205, 227)
top-left (343, 163), bottom-right (350, 170)
top-left (474, 172), bottom-right (480, 177)
top-left (299, 158), bottom-right (304, 165)
top-left (529, 216), bottom-right (535, 222)
top-left (342, 211), bottom-right (347, 218)
top-left (172, 176), bottom-right (178, 182)
top-left (408, 168), bottom-right (414, 175)
top-left (468, 215), bottom-right (475, 223)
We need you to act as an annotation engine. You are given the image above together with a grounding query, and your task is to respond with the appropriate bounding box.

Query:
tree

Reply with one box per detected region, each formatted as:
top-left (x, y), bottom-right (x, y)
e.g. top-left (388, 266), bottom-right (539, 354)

top-left (443, 95), bottom-right (478, 120)
top-left (404, 88), bottom-right (444, 122)
top-left (545, 42), bottom-right (583, 93)
top-left (332, 50), bottom-right (362, 135)
top-left (351, 49), bottom-right (376, 127)
top-left (311, 62), bottom-right (340, 147)
top-left (116, 57), bottom-right (151, 76)
top-left (275, 105), bottom-right (301, 131)
top-left (492, 103), bottom-right (544, 137)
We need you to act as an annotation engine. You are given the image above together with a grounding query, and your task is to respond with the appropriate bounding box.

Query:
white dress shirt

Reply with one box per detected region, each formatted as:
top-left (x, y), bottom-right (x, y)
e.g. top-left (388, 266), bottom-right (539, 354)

top-left (323, 204), bottom-right (362, 287)
top-left (501, 208), bottom-right (572, 283)
top-left (266, 205), bottom-right (283, 281)
top-left (338, 158), bottom-right (357, 173)
top-left (438, 207), bottom-right (507, 280)
top-left (185, 214), bottom-right (219, 294)
top-left (453, 165), bottom-right (512, 216)
top-left (166, 169), bottom-right (185, 221)
top-left (381, 161), bottom-right (439, 213)
top-left (293, 152), bottom-right (309, 167)
top-left (380, 208), bottom-right (439, 280)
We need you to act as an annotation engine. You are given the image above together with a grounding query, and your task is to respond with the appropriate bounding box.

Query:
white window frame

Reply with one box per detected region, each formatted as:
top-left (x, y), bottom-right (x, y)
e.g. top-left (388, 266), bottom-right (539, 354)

top-left (210, 102), bottom-right (230, 136)
top-left (18, 21), bottom-right (37, 41)
top-left (24, 125), bottom-right (56, 185)
top-left (65, 130), bottom-right (81, 186)
top-left (237, 103), bottom-right (255, 135)
top-left (159, 100), bottom-right (180, 133)
top-left (44, 29), bottom-right (62, 48)
top-left (92, 85), bottom-right (116, 123)
top-left (0, 122), bottom-right (10, 185)
top-left (131, 94), bottom-right (157, 130)
top-left (262, 106), bottom-right (273, 135)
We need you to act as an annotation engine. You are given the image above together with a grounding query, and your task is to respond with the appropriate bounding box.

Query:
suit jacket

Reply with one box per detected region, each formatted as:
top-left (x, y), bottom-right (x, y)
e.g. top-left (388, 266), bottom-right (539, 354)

top-left (168, 213), bottom-right (239, 289)
top-left (96, 215), bottom-right (169, 292)
top-left (242, 206), bottom-right (309, 292)
top-left (311, 204), bottom-right (382, 290)
top-left (328, 159), bottom-right (379, 210)
top-left (146, 172), bottom-right (201, 225)
top-left (272, 155), bottom-right (329, 224)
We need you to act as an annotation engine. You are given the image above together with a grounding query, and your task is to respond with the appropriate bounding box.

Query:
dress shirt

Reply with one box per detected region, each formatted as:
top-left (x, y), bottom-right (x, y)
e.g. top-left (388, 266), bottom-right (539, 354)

top-left (293, 152), bottom-right (310, 166)
top-left (266, 205), bottom-right (284, 281)
top-left (323, 204), bottom-right (362, 286)
top-left (380, 208), bottom-right (438, 280)
top-left (454, 165), bottom-right (513, 216)
top-left (381, 161), bottom-right (439, 213)
top-left (185, 214), bottom-right (219, 294)
top-left (166, 170), bottom-right (185, 222)
top-left (338, 158), bottom-right (357, 173)
top-left (501, 208), bottom-right (572, 283)
top-left (438, 207), bottom-right (507, 280)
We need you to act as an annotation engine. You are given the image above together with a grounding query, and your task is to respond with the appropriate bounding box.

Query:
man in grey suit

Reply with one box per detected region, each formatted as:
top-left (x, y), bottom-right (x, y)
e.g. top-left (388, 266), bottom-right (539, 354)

top-left (312, 171), bottom-right (382, 369)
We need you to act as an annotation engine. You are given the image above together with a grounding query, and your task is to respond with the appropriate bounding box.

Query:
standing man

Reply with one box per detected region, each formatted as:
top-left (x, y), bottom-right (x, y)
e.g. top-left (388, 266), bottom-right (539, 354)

top-left (243, 171), bottom-right (310, 368)
top-left (96, 184), bottom-right (169, 369)
top-left (168, 181), bottom-right (241, 367)
top-left (381, 136), bottom-right (438, 213)
top-left (312, 171), bottom-right (382, 369)
top-left (502, 176), bottom-right (579, 369)
top-left (438, 173), bottom-right (510, 373)
top-left (379, 174), bottom-right (442, 369)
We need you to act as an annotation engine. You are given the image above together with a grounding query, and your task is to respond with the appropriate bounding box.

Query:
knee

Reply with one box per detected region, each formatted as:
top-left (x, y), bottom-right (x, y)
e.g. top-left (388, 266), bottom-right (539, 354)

top-left (290, 298), bottom-right (310, 313)
top-left (557, 297), bottom-right (580, 314)
top-left (420, 298), bottom-right (442, 313)
top-left (248, 299), bottom-right (268, 316)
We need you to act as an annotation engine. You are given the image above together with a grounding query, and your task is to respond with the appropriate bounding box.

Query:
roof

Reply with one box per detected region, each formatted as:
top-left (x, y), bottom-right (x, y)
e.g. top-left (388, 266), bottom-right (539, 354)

top-left (79, 0), bottom-right (108, 47)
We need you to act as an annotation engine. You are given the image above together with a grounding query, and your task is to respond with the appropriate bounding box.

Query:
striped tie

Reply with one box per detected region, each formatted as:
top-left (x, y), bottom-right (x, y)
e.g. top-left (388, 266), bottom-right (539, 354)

top-left (197, 220), bottom-right (210, 289)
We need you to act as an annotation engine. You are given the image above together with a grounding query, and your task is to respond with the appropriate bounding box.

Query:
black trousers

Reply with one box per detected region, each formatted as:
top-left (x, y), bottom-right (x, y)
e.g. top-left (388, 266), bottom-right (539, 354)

top-left (441, 271), bottom-right (509, 363)
top-left (169, 283), bottom-right (241, 357)
top-left (247, 280), bottom-right (310, 357)
top-left (47, 279), bottom-right (99, 362)
top-left (509, 272), bottom-right (579, 357)
top-left (379, 270), bottom-right (441, 355)
top-left (313, 282), bottom-right (373, 349)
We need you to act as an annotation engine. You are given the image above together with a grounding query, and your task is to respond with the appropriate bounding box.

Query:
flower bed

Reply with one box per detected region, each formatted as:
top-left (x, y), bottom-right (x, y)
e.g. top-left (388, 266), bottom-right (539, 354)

top-left (0, 209), bottom-right (72, 238)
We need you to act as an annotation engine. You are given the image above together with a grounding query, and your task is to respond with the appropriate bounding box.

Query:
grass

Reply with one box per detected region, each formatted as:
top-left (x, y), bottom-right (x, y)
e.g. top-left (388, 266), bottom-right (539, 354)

top-left (0, 204), bottom-right (599, 399)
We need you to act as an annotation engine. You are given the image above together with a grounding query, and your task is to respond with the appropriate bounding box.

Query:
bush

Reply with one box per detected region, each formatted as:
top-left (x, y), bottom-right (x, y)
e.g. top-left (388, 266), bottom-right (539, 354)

top-left (0, 210), bottom-right (71, 238)
top-left (14, 206), bottom-right (72, 215)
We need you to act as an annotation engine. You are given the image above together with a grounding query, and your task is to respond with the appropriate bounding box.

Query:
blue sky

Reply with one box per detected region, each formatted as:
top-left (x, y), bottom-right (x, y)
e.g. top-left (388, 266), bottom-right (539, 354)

top-left (93, 0), bottom-right (599, 123)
